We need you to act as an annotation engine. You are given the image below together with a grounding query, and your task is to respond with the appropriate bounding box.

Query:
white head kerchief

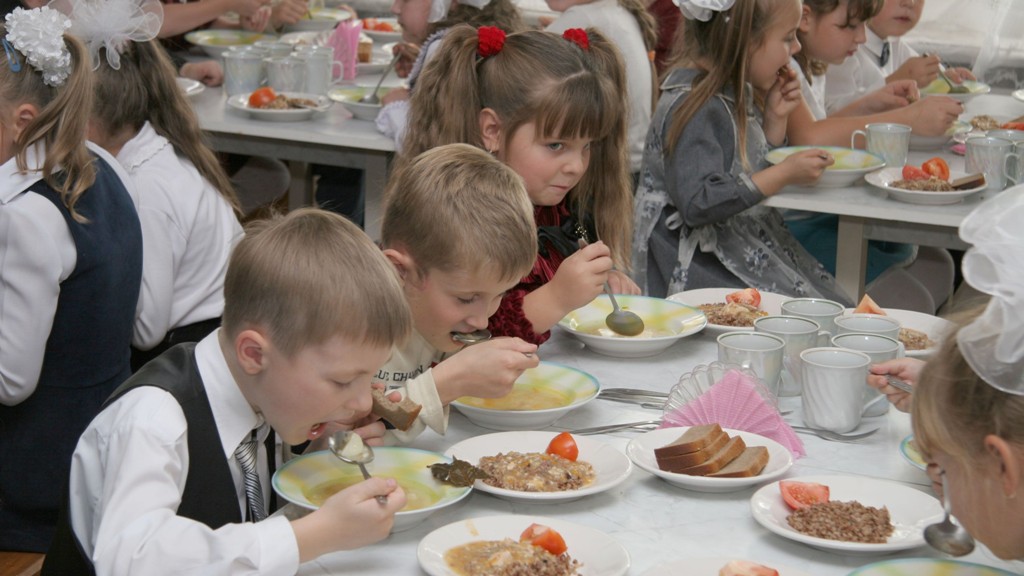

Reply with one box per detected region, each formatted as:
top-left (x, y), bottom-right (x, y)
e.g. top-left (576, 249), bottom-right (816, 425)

top-left (4, 7), bottom-right (72, 86)
top-left (428, 0), bottom-right (491, 24)
top-left (672, 0), bottom-right (735, 21)
top-left (48, 0), bottom-right (162, 70)
top-left (957, 184), bottom-right (1024, 395)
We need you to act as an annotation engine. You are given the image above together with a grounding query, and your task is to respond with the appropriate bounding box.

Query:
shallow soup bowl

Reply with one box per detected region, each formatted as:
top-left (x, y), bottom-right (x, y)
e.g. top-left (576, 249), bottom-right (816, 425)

top-left (764, 146), bottom-right (885, 187)
top-left (558, 295), bottom-right (706, 358)
top-left (272, 447), bottom-right (471, 532)
top-left (451, 361), bottom-right (599, 430)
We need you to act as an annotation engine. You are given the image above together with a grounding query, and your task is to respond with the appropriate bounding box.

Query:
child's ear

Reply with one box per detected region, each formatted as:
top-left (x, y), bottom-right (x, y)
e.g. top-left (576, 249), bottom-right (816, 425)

top-left (382, 247), bottom-right (415, 283)
top-left (9, 103), bottom-right (39, 137)
top-left (235, 329), bottom-right (269, 375)
top-left (985, 434), bottom-right (1022, 500)
top-left (478, 108), bottom-right (502, 154)
top-left (798, 4), bottom-right (813, 32)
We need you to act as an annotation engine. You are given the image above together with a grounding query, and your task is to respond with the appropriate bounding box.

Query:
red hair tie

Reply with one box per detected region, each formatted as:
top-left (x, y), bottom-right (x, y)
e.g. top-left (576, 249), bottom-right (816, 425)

top-left (562, 28), bottom-right (589, 51)
top-left (477, 26), bottom-right (506, 58)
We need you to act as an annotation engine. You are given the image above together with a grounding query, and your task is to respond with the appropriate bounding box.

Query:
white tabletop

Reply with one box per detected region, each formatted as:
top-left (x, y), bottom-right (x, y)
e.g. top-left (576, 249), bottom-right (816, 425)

top-left (292, 327), bottom-right (1024, 576)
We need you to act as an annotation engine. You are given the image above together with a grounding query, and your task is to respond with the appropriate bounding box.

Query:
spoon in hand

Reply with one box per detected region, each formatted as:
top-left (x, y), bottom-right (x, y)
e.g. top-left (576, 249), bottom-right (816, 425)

top-left (328, 430), bottom-right (388, 505)
top-left (452, 329), bottom-right (491, 345)
top-left (360, 51), bottom-right (401, 104)
top-left (924, 471), bottom-right (976, 556)
top-left (603, 284), bottom-right (645, 336)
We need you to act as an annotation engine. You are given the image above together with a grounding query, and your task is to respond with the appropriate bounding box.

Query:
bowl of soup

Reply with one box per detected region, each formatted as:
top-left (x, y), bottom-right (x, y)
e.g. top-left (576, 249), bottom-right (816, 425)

top-left (272, 447), bottom-right (471, 531)
top-left (451, 362), bottom-right (600, 430)
top-left (558, 295), bottom-right (707, 358)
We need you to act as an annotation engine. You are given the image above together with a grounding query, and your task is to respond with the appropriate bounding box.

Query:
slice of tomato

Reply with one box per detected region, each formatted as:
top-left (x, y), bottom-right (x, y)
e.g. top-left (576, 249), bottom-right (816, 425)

top-left (922, 157), bottom-right (950, 181)
top-left (902, 164), bottom-right (929, 181)
top-left (719, 560), bottom-right (780, 576)
top-left (248, 86), bottom-right (276, 108)
top-left (725, 288), bottom-right (761, 307)
top-left (520, 523), bottom-right (568, 555)
top-left (779, 480), bottom-right (830, 510)
top-left (545, 432), bottom-right (579, 461)
top-left (1000, 122), bottom-right (1024, 131)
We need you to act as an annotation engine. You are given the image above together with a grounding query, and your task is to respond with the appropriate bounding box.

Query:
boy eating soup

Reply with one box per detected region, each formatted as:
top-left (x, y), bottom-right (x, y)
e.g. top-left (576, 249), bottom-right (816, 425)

top-left (43, 209), bottom-right (412, 574)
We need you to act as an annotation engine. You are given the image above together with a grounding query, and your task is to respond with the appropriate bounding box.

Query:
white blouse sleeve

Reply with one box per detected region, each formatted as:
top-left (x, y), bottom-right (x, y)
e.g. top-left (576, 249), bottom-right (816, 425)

top-left (131, 200), bottom-right (186, 350)
top-left (0, 194), bottom-right (75, 405)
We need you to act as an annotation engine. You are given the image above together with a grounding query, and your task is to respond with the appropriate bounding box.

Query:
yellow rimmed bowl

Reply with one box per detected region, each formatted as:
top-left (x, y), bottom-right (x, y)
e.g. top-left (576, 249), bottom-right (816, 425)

top-left (765, 146), bottom-right (886, 188)
top-left (559, 295), bottom-right (707, 358)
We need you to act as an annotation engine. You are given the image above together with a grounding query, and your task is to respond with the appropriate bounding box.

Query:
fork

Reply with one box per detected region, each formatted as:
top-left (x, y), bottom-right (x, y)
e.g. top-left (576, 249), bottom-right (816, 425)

top-left (567, 420), bottom-right (662, 435)
top-left (790, 426), bottom-right (879, 443)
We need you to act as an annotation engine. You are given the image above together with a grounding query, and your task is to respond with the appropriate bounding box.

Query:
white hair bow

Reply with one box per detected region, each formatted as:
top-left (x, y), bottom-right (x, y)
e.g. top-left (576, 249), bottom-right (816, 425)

top-left (428, 0), bottom-right (492, 24)
top-left (957, 184), bottom-right (1024, 395)
top-left (672, 0), bottom-right (735, 21)
top-left (4, 7), bottom-right (72, 86)
top-left (49, 0), bottom-right (163, 70)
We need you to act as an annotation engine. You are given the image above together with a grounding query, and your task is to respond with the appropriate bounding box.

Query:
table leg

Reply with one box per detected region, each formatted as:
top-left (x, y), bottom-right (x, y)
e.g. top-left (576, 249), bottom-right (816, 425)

top-left (362, 153), bottom-right (390, 241)
top-left (836, 215), bottom-right (867, 301)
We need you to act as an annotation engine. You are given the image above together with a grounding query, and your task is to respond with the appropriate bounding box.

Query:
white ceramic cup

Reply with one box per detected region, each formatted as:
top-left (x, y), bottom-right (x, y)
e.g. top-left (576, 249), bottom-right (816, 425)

top-left (834, 313), bottom-right (901, 341)
top-left (254, 40), bottom-right (295, 58)
top-left (851, 123), bottom-right (911, 167)
top-left (967, 136), bottom-right (1016, 192)
top-left (223, 50), bottom-right (266, 96)
top-left (780, 298), bottom-right (845, 336)
top-left (717, 332), bottom-right (786, 399)
top-left (753, 315), bottom-right (830, 397)
top-left (830, 332), bottom-right (905, 417)
top-left (265, 56), bottom-right (307, 93)
top-left (297, 51), bottom-right (343, 94)
top-left (800, 347), bottom-right (872, 433)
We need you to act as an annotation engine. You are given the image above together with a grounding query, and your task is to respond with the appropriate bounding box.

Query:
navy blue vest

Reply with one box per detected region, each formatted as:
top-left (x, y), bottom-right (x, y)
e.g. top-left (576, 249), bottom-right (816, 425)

top-left (0, 156), bottom-right (142, 552)
top-left (43, 343), bottom-right (278, 575)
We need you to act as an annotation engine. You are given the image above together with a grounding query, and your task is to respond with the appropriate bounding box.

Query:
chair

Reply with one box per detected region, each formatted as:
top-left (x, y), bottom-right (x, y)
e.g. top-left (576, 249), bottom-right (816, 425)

top-left (0, 552), bottom-right (44, 576)
top-left (865, 246), bottom-right (955, 315)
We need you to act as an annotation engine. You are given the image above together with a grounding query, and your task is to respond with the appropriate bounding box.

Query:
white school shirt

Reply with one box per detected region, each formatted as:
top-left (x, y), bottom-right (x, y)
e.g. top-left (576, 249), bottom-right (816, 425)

top-left (545, 0), bottom-right (653, 172)
top-left (823, 27), bottom-right (919, 115)
top-left (116, 122), bottom-right (243, 350)
top-left (372, 330), bottom-right (448, 444)
top-left (793, 57), bottom-right (829, 120)
top-left (69, 331), bottom-right (299, 575)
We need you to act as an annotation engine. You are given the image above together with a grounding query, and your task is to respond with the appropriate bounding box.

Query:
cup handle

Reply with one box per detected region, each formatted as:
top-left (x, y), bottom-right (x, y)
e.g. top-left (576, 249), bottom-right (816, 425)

top-left (897, 341), bottom-right (906, 359)
top-left (1005, 153), bottom-right (1020, 186)
top-left (816, 330), bottom-right (831, 347)
top-left (331, 61), bottom-right (344, 81)
top-left (851, 130), bottom-right (867, 150)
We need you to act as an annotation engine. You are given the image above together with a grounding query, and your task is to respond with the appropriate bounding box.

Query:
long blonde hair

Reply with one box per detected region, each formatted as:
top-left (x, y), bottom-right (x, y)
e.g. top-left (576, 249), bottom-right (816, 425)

top-left (429, 0), bottom-right (526, 35)
top-left (402, 25), bottom-right (633, 268)
top-left (91, 41), bottom-right (240, 214)
top-left (0, 26), bottom-right (95, 222)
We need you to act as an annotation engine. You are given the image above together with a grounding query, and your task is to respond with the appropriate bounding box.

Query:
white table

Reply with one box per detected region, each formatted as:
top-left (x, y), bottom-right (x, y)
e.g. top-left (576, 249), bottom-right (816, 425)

top-left (293, 328), bottom-right (1024, 576)
top-left (764, 92), bottom-right (1024, 301)
top-left (190, 85), bottom-right (395, 238)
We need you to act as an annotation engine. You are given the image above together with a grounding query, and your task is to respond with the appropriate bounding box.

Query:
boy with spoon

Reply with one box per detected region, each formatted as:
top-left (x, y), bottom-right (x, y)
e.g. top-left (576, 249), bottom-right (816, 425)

top-left (373, 144), bottom-right (540, 443)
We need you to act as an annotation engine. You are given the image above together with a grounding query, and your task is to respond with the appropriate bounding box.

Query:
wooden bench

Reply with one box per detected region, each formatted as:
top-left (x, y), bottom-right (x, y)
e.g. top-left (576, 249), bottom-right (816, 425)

top-left (0, 552), bottom-right (44, 576)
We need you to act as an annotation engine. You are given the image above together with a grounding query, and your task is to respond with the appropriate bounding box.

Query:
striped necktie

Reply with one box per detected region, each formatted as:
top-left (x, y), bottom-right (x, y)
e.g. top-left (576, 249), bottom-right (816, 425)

top-left (234, 428), bottom-right (267, 522)
top-left (879, 41), bottom-right (891, 67)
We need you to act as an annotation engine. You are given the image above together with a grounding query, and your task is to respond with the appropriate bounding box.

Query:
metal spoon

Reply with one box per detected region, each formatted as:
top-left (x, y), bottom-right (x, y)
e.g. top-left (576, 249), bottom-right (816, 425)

top-left (931, 56), bottom-right (970, 94)
top-left (603, 284), bottom-right (645, 336)
top-left (884, 374), bottom-right (915, 394)
top-left (451, 329), bottom-right (491, 346)
top-left (327, 430), bottom-right (388, 505)
top-left (924, 472), bottom-right (976, 556)
top-left (360, 52), bottom-right (400, 104)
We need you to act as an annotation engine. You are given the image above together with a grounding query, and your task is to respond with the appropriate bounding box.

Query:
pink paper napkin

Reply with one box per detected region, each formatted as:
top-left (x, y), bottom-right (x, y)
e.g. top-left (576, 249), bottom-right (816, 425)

top-left (329, 19), bottom-right (362, 80)
top-left (659, 369), bottom-right (805, 458)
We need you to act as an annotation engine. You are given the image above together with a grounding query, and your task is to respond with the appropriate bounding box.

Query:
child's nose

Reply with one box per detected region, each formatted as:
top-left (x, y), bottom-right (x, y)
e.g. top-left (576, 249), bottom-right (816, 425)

top-left (390, 0), bottom-right (400, 15)
top-left (348, 389), bottom-right (373, 415)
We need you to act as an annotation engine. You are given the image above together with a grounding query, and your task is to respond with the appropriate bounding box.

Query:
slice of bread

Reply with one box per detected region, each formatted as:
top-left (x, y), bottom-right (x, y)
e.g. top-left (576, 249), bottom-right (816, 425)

top-left (654, 424), bottom-right (724, 459)
top-left (656, 430), bottom-right (730, 471)
top-left (371, 387), bottom-right (422, 431)
top-left (708, 446), bottom-right (770, 478)
top-left (676, 435), bottom-right (747, 476)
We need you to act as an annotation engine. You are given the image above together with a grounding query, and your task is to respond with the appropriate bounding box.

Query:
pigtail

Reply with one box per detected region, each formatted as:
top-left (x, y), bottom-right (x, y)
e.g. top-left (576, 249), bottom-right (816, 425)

top-left (94, 41), bottom-right (240, 215)
top-left (401, 24), bottom-right (486, 163)
top-left (429, 0), bottom-right (526, 35)
top-left (14, 32), bottom-right (97, 222)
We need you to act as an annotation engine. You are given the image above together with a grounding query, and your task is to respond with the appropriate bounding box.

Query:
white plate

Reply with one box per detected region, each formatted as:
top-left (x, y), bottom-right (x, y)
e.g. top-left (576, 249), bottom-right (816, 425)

top-left (357, 51), bottom-right (394, 75)
top-left (1014, 89), bottom-right (1024, 103)
top-left (444, 431), bottom-right (632, 503)
top-left (558, 295), bottom-right (707, 358)
top-left (277, 30), bottom-right (326, 46)
top-left (864, 167), bottom-right (985, 205)
top-left (226, 92), bottom-right (331, 122)
top-left (417, 514), bottom-right (630, 576)
top-left (450, 361), bottom-right (599, 431)
top-left (362, 18), bottom-right (402, 42)
top-left (847, 558), bottom-right (1020, 576)
top-left (627, 427), bottom-right (792, 493)
top-left (641, 557), bottom-right (812, 576)
top-left (765, 146), bottom-right (885, 187)
top-left (899, 434), bottom-right (927, 471)
top-left (667, 288), bottom-right (789, 335)
top-left (184, 30), bottom-right (276, 58)
top-left (175, 77), bottom-right (204, 97)
top-left (920, 79), bottom-right (992, 102)
top-left (750, 474), bottom-right (943, 555)
top-left (841, 307), bottom-right (953, 358)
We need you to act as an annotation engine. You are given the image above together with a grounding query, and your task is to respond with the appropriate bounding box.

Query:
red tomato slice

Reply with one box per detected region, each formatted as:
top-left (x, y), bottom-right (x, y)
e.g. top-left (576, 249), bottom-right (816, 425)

top-left (248, 87), bottom-right (276, 108)
top-left (520, 523), bottom-right (568, 555)
top-left (725, 288), bottom-right (761, 307)
top-left (902, 165), bottom-right (929, 181)
top-left (779, 481), bottom-right (830, 510)
top-left (1000, 122), bottom-right (1024, 131)
top-left (719, 560), bottom-right (780, 576)
top-left (546, 432), bottom-right (579, 461)
top-left (922, 157), bottom-right (950, 181)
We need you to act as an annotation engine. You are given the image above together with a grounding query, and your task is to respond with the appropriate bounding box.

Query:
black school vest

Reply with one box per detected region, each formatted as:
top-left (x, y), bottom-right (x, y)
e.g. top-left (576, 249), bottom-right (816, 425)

top-left (0, 157), bottom-right (142, 552)
top-left (42, 344), bottom-right (278, 575)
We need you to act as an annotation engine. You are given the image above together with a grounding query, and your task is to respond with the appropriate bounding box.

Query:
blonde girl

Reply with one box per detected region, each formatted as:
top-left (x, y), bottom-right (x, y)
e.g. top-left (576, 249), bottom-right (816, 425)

top-left (544, 0), bottom-right (658, 176)
top-left (0, 6), bottom-right (142, 551)
top-left (58, 0), bottom-right (245, 371)
top-left (403, 24), bottom-right (636, 345)
top-left (632, 0), bottom-right (849, 301)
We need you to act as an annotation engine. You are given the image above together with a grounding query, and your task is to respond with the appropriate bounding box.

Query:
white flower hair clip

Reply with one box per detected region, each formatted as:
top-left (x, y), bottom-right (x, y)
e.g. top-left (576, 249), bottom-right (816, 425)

top-left (49, 0), bottom-right (163, 71)
top-left (673, 0), bottom-right (735, 21)
top-left (428, 0), bottom-right (492, 24)
top-left (4, 7), bottom-right (73, 87)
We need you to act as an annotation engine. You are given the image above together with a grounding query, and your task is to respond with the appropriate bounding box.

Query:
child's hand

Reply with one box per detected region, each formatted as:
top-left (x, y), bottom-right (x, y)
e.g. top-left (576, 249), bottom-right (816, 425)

top-left (230, 0), bottom-right (272, 18)
top-left (434, 337), bottom-right (540, 403)
top-left (763, 65), bottom-right (802, 145)
top-left (297, 477), bottom-right (406, 558)
top-left (381, 86), bottom-right (410, 105)
top-left (905, 96), bottom-right (963, 136)
top-left (889, 54), bottom-right (940, 88)
top-left (607, 269), bottom-right (640, 295)
top-left (945, 66), bottom-right (975, 83)
top-left (179, 60), bottom-right (224, 87)
top-left (867, 358), bottom-right (924, 413)
top-left (549, 241), bottom-right (613, 312)
top-left (780, 148), bottom-right (834, 186)
top-left (393, 43), bottom-right (420, 78)
top-left (272, 0), bottom-right (309, 28)
top-left (241, 5), bottom-right (271, 31)
top-left (862, 79), bottom-right (919, 113)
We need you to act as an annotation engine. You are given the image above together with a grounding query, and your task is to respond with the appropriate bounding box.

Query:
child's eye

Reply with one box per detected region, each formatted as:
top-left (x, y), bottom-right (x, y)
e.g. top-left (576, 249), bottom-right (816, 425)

top-left (547, 142), bottom-right (565, 151)
top-left (333, 380), bottom-right (352, 389)
top-left (457, 296), bottom-right (477, 304)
